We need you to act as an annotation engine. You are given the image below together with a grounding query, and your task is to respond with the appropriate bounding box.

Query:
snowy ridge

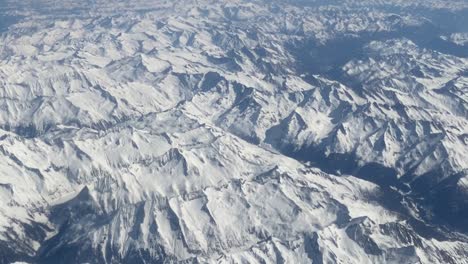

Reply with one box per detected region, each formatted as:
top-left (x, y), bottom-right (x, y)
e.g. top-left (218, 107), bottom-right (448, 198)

top-left (0, 0), bottom-right (467, 263)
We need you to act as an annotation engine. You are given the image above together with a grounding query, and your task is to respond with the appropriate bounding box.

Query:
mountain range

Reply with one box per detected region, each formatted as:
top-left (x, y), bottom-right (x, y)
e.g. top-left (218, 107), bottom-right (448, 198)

top-left (0, 0), bottom-right (467, 263)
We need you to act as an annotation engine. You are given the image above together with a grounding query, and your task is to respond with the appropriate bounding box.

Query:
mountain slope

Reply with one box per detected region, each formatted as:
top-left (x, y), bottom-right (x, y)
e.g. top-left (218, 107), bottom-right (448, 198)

top-left (0, 0), bottom-right (467, 263)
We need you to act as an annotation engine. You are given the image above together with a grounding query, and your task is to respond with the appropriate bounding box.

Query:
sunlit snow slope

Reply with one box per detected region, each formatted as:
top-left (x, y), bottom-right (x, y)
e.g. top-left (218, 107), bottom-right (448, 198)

top-left (0, 0), bottom-right (467, 263)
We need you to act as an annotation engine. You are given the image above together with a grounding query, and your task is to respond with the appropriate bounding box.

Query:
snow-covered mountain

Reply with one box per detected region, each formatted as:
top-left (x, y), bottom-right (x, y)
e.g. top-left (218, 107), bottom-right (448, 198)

top-left (0, 0), bottom-right (467, 263)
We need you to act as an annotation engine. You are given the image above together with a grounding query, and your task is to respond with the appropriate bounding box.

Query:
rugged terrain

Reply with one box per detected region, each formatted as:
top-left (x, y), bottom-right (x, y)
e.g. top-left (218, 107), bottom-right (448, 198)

top-left (0, 0), bottom-right (467, 263)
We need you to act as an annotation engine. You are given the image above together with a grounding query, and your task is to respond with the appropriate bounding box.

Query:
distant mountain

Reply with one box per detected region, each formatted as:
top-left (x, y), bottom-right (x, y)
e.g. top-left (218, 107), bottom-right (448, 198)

top-left (0, 0), bottom-right (467, 263)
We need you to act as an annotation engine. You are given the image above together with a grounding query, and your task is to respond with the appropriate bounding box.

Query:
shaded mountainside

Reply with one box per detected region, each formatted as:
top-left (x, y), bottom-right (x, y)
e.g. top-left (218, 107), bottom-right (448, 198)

top-left (0, 0), bottom-right (467, 263)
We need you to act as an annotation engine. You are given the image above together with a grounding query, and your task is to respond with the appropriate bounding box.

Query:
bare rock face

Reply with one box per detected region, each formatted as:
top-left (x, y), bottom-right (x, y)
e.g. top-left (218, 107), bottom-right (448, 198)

top-left (0, 0), bottom-right (467, 263)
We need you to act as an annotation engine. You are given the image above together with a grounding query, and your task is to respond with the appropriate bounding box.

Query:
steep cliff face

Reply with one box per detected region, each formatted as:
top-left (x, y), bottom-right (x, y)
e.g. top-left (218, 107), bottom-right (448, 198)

top-left (0, 0), bottom-right (467, 263)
